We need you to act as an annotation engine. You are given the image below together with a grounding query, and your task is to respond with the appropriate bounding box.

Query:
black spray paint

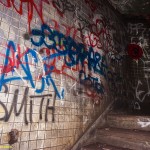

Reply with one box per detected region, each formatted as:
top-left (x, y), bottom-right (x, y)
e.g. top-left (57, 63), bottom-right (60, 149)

top-left (0, 88), bottom-right (56, 125)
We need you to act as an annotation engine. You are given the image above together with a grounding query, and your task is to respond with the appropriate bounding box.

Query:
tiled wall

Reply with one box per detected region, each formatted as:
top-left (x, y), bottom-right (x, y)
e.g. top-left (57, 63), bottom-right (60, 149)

top-left (0, 0), bottom-right (127, 149)
top-left (121, 20), bottom-right (150, 111)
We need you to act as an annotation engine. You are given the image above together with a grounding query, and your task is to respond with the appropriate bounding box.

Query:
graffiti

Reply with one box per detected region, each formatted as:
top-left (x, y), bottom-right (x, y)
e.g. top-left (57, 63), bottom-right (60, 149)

top-left (0, 88), bottom-right (56, 124)
top-left (0, 23), bottom-right (119, 103)
top-left (0, 40), bottom-right (105, 100)
top-left (126, 22), bottom-right (150, 107)
top-left (79, 71), bottom-right (104, 95)
top-left (0, 87), bottom-right (29, 124)
top-left (74, 3), bottom-right (112, 51)
top-left (51, 0), bottom-right (98, 31)
top-left (69, 69), bottom-right (106, 105)
top-left (128, 23), bottom-right (150, 59)
top-left (0, 0), bottom-right (50, 32)
top-left (30, 94), bottom-right (52, 98)
top-left (61, 24), bottom-right (79, 40)
top-left (30, 24), bottom-right (109, 97)
top-left (108, 51), bottom-right (124, 63)
top-left (52, 0), bottom-right (76, 17)
top-left (75, 10), bottom-right (90, 30)
top-left (84, 33), bottom-right (113, 53)
top-left (128, 23), bottom-right (150, 37)
top-left (80, 16), bottom-right (114, 53)
top-left (0, 0), bottom-right (115, 55)
top-left (0, 40), bottom-right (65, 98)
top-left (76, 8), bottom-right (112, 51)
top-left (2, 84), bottom-right (8, 93)
top-left (136, 78), bottom-right (150, 102)
top-left (31, 24), bottom-right (109, 76)
top-left (30, 92), bottom-right (56, 122)
top-left (137, 118), bottom-right (150, 128)
top-left (0, 24), bottom-right (120, 103)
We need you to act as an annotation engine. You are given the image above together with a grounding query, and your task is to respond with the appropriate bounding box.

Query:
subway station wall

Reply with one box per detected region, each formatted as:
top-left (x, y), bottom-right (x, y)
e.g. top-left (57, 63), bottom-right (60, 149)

top-left (0, 0), bottom-right (127, 149)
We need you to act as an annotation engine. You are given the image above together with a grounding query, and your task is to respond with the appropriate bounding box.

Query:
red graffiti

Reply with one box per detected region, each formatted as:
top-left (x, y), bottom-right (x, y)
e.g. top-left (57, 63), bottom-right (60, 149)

top-left (41, 47), bottom-right (86, 81)
top-left (48, 19), bottom-right (80, 42)
top-left (62, 24), bottom-right (78, 39)
top-left (0, 0), bottom-right (11, 7)
top-left (0, 43), bottom-right (83, 82)
top-left (83, 19), bottom-right (113, 53)
top-left (0, 0), bottom-right (50, 32)
top-left (0, 42), bottom-right (102, 100)
top-left (84, 33), bottom-right (100, 48)
top-left (89, 19), bottom-right (106, 37)
top-left (84, 33), bottom-right (113, 53)
top-left (0, 45), bottom-right (30, 74)
top-left (0, 0), bottom-right (81, 42)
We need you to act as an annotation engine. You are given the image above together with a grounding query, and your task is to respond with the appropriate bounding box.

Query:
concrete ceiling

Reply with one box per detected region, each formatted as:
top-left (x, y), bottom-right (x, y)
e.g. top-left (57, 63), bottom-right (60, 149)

top-left (108, 0), bottom-right (150, 23)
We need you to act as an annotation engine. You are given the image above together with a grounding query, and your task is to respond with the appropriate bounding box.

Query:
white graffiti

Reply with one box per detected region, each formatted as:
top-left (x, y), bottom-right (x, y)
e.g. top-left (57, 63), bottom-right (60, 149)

top-left (108, 51), bottom-right (124, 63)
top-left (138, 119), bottom-right (150, 128)
top-left (133, 102), bottom-right (141, 110)
top-left (136, 77), bottom-right (150, 102)
top-left (128, 23), bottom-right (150, 59)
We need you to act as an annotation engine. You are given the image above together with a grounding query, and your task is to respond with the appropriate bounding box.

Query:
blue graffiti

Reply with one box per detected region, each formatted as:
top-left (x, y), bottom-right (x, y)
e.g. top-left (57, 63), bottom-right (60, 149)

top-left (0, 41), bottom-right (63, 98)
top-left (0, 24), bottom-right (111, 98)
top-left (79, 70), bottom-right (104, 95)
top-left (31, 24), bottom-right (108, 77)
